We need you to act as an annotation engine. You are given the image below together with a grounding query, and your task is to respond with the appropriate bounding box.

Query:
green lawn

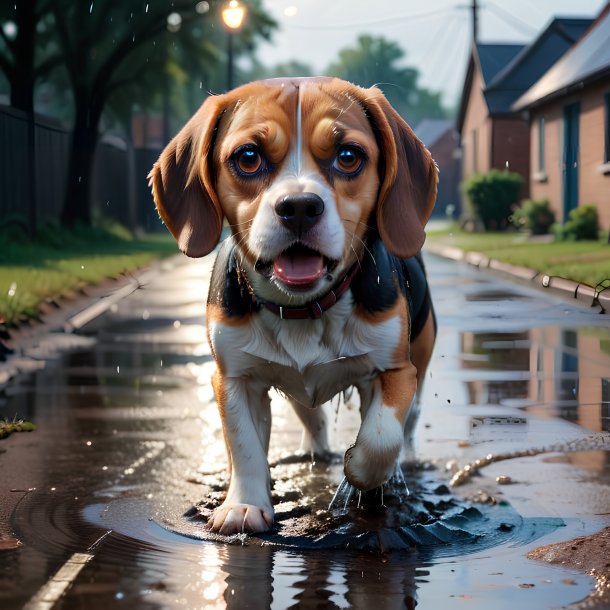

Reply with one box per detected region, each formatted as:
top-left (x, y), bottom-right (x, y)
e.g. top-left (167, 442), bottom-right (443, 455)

top-left (426, 224), bottom-right (610, 288)
top-left (0, 225), bottom-right (179, 326)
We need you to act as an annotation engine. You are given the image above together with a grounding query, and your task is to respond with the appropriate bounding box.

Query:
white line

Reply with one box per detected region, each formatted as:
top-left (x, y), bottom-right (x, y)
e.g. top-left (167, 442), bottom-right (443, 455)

top-left (23, 531), bottom-right (112, 609)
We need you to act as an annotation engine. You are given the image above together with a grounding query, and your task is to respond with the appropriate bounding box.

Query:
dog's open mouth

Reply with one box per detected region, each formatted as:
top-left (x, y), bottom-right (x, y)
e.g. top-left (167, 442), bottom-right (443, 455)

top-left (272, 243), bottom-right (327, 288)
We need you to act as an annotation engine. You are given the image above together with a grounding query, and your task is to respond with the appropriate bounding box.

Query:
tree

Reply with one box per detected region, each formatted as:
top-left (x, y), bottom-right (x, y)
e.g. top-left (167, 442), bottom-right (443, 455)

top-left (0, 2), bottom-right (61, 113)
top-left (2, 0), bottom-right (276, 229)
top-left (244, 58), bottom-right (314, 82)
top-left (325, 34), bottom-right (446, 126)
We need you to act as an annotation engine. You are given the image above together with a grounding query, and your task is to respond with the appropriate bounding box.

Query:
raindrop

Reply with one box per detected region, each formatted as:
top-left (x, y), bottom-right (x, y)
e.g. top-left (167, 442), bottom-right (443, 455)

top-left (142, 309), bottom-right (150, 320)
top-left (200, 81), bottom-right (203, 89)
top-left (86, 441), bottom-right (92, 446)
top-left (116, 365), bottom-right (120, 374)
top-left (80, 265), bottom-right (84, 269)
top-left (7, 282), bottom-right (16, 297)
top-left (102, 466), bottom-right (108, 471)
top-left (505, 161), bottom-right (509, 170)
top-left (89, 2), bottom-right (94, 14)
top-left (115, 592), bottom-right (125, 601)
top-left (78, 176), bottom-right (82, 182)
top-left (145, 3), bottom-right (149, 12)
top-left (173, 320), bottom-right (181, 328)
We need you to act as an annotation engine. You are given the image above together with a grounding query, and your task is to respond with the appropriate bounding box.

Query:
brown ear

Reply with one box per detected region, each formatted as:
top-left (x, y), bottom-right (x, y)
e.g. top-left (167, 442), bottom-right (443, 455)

top-left (362, 87), bottom-right (438, 259)
top-left (148, 94), bottom-right (228, 258)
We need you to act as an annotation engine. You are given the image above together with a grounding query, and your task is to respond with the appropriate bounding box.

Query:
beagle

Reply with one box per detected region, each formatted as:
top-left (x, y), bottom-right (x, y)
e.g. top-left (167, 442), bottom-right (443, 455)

top-left (149, 77), bottom-right (438, 536)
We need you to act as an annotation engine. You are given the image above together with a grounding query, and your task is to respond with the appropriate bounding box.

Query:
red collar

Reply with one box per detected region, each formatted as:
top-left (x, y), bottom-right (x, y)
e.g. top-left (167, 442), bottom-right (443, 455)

top-left (249, 263), bottom-right (360, 320)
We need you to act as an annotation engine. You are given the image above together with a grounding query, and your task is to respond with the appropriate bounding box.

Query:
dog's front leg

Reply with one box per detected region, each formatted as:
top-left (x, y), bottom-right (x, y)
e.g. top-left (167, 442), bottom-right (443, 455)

top-left (207, 371), bottom-right (274, 535)
top-left (344, 363), bottom-right (417, 490)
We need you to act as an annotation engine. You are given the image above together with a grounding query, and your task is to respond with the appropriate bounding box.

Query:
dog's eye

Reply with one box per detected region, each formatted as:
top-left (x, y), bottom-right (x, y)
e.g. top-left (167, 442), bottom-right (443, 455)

top-left (233, 145), bottom-right (263, 176)
top-left (333, 145), bottom-right (365, 176)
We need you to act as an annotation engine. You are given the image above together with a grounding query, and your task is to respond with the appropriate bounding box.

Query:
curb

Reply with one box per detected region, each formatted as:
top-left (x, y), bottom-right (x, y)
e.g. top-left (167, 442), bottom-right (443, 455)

top-left (426, 243), bottom-right (610, 314)
top-left (0, 255), bottom-right (182, 389)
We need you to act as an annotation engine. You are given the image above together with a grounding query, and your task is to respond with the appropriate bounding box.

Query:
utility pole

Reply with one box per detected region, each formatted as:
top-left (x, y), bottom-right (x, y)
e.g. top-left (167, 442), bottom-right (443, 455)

top-left (472, 0), bottom-right (479, 45)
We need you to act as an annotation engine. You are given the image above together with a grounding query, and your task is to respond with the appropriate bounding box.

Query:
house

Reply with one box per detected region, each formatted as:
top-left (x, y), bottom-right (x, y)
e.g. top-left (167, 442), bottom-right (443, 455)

top-left (513, 3), bottom-right (610, 229)
top-left (457, 17), bottom-right (593, 212)
top-left (414, 119), bottom-right (461, 217)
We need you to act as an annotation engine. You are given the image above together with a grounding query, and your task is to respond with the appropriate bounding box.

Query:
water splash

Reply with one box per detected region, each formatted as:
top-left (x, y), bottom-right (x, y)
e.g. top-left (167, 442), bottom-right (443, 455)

top-left (328, 462), bottom-right (410, 512)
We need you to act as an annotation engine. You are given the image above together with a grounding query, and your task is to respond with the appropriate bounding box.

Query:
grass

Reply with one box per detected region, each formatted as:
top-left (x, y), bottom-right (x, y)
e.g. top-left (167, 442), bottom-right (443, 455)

top-left (0, 222), bottom-right (179, 326)
top-left (426, 224), bottom-right (610, 288)
top-left (0, 418), bottom-right (36, 439)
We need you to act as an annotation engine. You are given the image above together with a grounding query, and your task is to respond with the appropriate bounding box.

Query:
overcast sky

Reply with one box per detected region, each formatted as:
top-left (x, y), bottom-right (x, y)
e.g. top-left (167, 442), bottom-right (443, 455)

top-left (254, 0), bottom-right (607, 109)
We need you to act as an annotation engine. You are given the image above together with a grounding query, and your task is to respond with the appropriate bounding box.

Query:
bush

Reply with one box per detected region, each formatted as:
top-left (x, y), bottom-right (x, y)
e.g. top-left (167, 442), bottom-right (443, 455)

top-left (511, 199), bottom-right (556, 235)
top-left (462, 169), bottom-right (524, 231)
top-left (553, 205), bottom-right (599, 241)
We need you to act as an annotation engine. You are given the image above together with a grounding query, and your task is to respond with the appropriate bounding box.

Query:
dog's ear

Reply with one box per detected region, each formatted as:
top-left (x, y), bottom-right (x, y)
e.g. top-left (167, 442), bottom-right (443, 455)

top-left (148, 94), bottom-right (228, 258)
top-left (363, 87), bottom-right (438, 259)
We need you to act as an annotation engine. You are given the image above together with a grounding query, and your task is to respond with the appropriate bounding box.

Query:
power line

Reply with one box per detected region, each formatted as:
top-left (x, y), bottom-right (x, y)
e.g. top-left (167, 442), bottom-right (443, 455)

top-left (485, 1), bottom-right (538, 37)
top-left (282, 7), bottom-right (457, 32)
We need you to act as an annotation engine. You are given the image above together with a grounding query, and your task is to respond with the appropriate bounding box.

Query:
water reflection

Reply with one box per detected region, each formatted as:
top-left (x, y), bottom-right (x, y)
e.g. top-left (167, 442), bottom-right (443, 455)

top-left (458, 326), bottom-right (610, 434)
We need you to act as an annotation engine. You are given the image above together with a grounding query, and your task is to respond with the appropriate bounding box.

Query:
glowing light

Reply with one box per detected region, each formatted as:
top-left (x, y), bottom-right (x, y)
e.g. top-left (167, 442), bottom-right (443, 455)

top-left (221, 0), bottom-right (246, 30)
top-left (167, 11), bottom-right (182, 32)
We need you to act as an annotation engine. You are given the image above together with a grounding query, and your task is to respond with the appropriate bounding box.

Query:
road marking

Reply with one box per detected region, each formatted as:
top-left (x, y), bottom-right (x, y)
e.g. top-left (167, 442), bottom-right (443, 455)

top-left (23, 531), bottom-right (112, 610)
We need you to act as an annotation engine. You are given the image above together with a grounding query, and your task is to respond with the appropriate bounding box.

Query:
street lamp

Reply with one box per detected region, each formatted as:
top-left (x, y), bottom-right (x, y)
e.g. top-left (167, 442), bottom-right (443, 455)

top-left (221, 0), bottom-right (246, 91)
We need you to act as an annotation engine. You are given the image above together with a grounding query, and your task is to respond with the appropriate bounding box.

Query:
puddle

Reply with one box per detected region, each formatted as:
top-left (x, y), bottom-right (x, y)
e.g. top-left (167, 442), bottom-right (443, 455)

top-left (1, 253), bottom-right (609, 609)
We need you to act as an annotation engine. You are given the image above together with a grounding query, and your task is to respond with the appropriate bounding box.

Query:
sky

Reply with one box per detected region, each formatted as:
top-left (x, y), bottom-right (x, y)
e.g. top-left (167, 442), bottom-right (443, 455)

top-left (254, 0), bottom-right (607, 109)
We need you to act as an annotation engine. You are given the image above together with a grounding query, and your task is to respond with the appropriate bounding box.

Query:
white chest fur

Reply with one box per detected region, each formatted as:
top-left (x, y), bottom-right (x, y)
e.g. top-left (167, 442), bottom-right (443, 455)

top-left (209, 293), bottom-right (402, 407)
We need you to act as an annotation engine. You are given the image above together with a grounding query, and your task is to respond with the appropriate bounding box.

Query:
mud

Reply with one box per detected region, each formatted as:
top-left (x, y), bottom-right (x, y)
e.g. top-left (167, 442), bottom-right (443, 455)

top-left (528, 527), bottom-right (610, 609)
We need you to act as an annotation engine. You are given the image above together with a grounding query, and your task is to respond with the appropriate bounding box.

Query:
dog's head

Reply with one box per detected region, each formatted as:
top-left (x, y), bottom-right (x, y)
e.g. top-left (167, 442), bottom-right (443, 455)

top-left (149, 77), bottom-right (437, 303)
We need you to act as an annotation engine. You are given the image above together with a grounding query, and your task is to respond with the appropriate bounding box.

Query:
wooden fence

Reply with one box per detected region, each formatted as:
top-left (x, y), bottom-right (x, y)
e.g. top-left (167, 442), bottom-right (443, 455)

top-left (0, 106), bottom-right (163, 234)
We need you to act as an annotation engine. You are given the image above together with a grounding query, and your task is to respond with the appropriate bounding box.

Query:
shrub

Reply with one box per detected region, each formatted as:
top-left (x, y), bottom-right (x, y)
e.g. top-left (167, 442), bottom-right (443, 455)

top-left (462, 169), bottom-right (524, 230)
top-left (511, 199), bottom-right (556, 235)
top-left (553, 205), bottom-right (599, 241)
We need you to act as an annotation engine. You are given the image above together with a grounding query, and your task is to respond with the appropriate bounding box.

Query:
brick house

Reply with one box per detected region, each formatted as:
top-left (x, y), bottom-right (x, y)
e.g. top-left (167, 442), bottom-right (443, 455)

top-left (414, 119), bottom-right (461, 217)
top-left (513, 4), bottom-right (610, 229)
top-left (457, 18), bottom-right (592, 213)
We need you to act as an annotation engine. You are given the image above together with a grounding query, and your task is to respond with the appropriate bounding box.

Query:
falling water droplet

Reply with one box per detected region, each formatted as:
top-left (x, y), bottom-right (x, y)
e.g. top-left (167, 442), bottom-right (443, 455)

top-left (89, 2), bottom-right (94, 14)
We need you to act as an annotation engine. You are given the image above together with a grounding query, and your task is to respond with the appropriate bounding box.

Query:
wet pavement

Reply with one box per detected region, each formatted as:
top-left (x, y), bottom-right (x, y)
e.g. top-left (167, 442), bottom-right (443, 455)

top-left (1, 250), bottom-right (609, 609)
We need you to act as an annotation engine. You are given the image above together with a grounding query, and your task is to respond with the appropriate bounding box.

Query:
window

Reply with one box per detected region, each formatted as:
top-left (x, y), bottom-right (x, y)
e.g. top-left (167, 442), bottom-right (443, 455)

top-left (538, 116), bottom-right (545, 172)
top-left (534, 116), bottom-right (547, 182)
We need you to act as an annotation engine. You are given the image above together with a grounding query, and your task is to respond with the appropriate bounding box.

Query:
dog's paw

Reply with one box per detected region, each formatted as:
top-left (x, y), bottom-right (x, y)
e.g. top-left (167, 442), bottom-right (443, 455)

top-left (206, 503), bottom-right (274, 535)
top-left (343, 442), bottom-right (401, 491)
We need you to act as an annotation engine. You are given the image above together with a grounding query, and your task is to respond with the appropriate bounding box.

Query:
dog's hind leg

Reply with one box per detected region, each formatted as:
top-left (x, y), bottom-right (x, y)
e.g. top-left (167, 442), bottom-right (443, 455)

top-left (289, 399), bottom-right (330, 457)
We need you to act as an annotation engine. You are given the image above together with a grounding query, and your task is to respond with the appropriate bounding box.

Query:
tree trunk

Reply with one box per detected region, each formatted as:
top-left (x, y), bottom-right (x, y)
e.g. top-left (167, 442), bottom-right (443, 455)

top-left (61, 97), bottom-right (101, 227)
top-left (10, 2), bottom-right (36, 113)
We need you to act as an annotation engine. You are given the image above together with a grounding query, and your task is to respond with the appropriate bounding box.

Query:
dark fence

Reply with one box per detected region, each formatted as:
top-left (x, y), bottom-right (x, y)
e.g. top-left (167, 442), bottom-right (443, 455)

top-left (0, 105), bottom-right (163, 234)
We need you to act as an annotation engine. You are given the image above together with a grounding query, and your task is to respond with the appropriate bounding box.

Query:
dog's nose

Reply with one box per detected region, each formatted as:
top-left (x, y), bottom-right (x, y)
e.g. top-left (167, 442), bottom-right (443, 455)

top-left (275, 193), bottom-right (325, 236)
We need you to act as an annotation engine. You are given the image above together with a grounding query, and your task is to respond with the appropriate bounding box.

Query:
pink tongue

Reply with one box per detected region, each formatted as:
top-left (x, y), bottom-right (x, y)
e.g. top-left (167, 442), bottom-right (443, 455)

top-left (273, 251), bottom-right (324, 286)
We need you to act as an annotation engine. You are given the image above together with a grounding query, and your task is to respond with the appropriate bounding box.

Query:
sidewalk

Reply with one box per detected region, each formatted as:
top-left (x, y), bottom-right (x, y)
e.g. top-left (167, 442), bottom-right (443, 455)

top-left (425, 239), bottom-right (610, 314)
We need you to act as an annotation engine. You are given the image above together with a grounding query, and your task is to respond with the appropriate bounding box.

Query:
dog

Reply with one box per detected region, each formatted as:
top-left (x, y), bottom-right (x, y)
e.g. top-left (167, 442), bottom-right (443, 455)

top-left (149, 77), bottom-right (438, 535)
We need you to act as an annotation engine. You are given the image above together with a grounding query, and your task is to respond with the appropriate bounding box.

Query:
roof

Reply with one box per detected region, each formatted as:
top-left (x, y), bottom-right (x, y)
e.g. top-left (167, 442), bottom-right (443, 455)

top-left (513, 4), bottom-right (610, 110)
top-left (457, 17), bottom-right (593, 133)
top-left (414, 119), bottom-right (454, 148)
top-left (456, 44), bottom-right (522, 133)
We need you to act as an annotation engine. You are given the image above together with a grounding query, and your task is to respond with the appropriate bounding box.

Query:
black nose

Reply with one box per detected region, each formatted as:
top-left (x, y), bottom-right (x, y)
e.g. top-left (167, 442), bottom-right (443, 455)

top-left (275, 193), bottom-right (325, 236)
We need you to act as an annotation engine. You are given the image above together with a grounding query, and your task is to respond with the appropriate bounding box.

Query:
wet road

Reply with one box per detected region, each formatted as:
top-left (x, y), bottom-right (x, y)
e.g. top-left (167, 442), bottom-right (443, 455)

top-left (1, 250), bottom-right (609, 609)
